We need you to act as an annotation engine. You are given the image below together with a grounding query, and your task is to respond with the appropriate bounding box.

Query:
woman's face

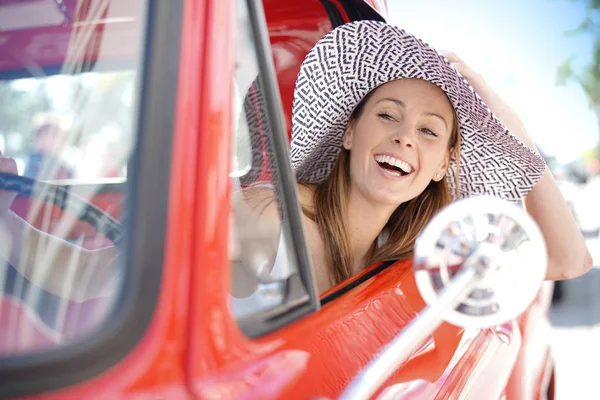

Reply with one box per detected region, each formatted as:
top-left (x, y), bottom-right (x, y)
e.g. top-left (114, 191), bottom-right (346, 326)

top-left (343, 78), bottom-right (455, 207)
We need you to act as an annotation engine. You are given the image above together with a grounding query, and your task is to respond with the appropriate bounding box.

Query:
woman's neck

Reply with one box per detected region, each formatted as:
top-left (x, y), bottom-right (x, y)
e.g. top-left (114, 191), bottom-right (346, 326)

top-left (345, 190), bottom-right (395, 275)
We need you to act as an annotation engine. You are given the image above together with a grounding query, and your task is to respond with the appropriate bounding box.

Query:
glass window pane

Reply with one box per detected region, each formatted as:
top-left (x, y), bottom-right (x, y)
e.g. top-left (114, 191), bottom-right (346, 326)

top-left (0, 0), bottom-right (147, 355)
top-left (229, 0), bottom-right (309, 327)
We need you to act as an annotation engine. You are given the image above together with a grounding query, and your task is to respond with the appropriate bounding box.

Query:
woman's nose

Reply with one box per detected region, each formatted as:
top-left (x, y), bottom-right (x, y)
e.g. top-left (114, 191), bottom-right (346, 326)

top-left (391, 126), bottom-right (414, 148)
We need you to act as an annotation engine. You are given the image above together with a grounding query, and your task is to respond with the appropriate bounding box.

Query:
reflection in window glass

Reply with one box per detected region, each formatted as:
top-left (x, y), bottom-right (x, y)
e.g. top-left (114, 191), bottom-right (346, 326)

top-left (0, 0), bottom-right (146, 355)
top-left (229, 0), bottom-right (305, 325)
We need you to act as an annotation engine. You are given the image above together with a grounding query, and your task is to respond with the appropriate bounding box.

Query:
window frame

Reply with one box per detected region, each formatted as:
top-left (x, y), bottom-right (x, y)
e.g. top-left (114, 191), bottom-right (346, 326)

top-left (0, 0), bottom-right (182, 396)
top-left (232, 0), bottom-right (322, 338)
top-left (334, 0), bottom-right (386, 22)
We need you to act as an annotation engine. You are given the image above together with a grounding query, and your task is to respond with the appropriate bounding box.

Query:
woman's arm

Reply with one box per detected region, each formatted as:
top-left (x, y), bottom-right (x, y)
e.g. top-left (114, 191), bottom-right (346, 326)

top-left (523, 169), bottom-right (592, 279)
top-left (442, 52), bottom-right (592, 280)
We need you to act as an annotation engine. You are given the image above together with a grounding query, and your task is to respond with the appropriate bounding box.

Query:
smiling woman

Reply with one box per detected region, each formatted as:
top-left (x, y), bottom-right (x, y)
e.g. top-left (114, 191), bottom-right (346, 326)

top-left (299, 78), bottom-right (461, 289)
top-left (233, 19), bottom-right (574, 294)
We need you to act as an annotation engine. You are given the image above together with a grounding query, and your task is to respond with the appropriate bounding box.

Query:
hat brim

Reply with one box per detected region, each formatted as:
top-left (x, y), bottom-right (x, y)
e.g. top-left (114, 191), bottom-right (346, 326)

top-left (290, 20), bottom-right (546, 201)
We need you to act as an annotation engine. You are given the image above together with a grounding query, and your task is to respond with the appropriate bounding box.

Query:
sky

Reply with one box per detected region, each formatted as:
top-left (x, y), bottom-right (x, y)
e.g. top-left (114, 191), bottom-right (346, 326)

top-left (387, 0), bottom-right (598, 163)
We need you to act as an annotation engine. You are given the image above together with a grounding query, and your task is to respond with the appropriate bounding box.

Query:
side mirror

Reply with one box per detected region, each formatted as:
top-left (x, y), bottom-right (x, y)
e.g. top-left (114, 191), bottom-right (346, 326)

top-left (414, 195), bottom-right (547, 328)
top-left (340, 196), bottom-right (547, 400)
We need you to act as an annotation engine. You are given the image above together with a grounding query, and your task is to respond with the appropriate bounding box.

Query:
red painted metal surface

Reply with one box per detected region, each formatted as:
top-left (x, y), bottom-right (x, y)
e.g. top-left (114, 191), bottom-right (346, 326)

top-left (263, 0), bottom-right (334, 138)
top-left (0, 0), bottom-right (78, 72)
top-left (189, 253), bottom-right (524, 399)
top-left (505, 282), bottom-right (555, 400)
top-left (0, 0), bottom-right (139, 74)
top-left (186, 0), bottom-right (237, 385)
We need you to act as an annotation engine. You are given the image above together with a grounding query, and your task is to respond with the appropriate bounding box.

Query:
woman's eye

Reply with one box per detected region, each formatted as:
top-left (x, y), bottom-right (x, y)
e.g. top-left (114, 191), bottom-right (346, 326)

top-left (377, 112), bottom-right (396, 121)
top-left (420, 128), bottom-right (438, 137)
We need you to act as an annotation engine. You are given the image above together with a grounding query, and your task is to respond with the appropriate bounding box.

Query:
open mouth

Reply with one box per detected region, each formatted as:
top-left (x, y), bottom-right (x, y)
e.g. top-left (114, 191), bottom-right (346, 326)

top-left (374, 154), bottom-right (413, 177)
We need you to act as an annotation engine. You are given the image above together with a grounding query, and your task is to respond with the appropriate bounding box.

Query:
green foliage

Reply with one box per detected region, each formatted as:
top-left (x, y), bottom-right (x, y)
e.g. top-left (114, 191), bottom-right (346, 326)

top-left (557, 0), bottom-right (600, 109)
top-left (556, 58), bottom-right (576, 86)
top-left (557, 0), bottom-right (600, 157)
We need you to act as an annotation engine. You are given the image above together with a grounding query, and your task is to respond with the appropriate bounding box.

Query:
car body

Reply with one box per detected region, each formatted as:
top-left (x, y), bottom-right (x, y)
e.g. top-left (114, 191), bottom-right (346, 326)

top-left (0, 0), bottom-right (555, 399)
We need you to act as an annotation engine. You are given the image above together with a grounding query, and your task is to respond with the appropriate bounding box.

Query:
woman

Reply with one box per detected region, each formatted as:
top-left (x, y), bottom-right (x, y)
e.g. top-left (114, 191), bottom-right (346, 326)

top-left (0, 21), bottom-right (592, 299)
top-left (240, 20), bottom-right (591, 293)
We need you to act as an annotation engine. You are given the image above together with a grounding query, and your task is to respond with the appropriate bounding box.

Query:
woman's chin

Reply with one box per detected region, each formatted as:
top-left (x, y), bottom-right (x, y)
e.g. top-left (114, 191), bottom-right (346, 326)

top-left (351, 178), bottom-right (417, 209)
top-left (367, 178), bottom-right (428, 207)
top-left (365, 187), bottom-right (411, 209)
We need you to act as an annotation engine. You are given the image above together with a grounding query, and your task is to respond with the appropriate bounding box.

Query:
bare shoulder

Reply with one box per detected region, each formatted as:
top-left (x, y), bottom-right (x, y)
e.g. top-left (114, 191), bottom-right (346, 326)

top-left (296, 182), bottom-right (316, 213)
top-left (296, 183), bottom-right (330, 292)
top-left (296, 183), bottom-right (320, 233)
top-left (295, 183), bottom-right (321, 248)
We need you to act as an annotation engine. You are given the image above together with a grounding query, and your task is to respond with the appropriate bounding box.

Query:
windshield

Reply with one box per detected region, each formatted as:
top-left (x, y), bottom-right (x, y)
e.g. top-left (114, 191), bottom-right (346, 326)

top-left (0, 0), bottom-right (145, 355)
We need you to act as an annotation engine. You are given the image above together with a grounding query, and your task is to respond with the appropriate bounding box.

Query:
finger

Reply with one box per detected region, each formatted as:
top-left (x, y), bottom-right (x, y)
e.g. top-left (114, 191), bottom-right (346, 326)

top-left (447, 59), bottom-right (482, 83)
top-left (440, 52), bottom-right (477, 79)
top-left (450, 61), bottom-right (471, 75)
top-left (440, 51), bottom-right (473, 73)
top-left (440, 51), bottom-right (462, 63)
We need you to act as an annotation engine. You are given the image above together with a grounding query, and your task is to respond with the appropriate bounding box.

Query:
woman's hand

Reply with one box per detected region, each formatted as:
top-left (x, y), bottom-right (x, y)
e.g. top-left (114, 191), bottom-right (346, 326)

top-left (0, 156), bottom-right (18, 216)
top-left (441, 51), bottom-right (592, 281)
top-left (441, 51), bottom-right (536, 149)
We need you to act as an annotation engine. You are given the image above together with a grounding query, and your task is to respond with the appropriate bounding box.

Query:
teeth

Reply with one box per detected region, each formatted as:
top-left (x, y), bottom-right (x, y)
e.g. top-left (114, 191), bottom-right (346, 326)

top-left (375, 154), bottom-right (413, 173)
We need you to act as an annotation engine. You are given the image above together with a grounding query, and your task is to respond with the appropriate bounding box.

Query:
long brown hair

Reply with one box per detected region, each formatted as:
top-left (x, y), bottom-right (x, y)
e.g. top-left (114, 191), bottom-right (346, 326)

top-left (301, 89), bottom-right (462, 285)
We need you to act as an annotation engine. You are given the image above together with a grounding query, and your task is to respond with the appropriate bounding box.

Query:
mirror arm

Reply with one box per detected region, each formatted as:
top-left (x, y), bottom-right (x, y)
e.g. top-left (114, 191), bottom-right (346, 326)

top-left (339, 267), bottom-right (482, 400)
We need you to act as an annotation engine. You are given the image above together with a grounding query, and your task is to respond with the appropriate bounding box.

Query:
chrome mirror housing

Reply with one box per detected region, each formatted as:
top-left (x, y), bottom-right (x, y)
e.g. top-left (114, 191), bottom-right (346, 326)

top-left (340, 196), bottom-right (547, 400)
top-left (414, 195), bottom-right (547, 328)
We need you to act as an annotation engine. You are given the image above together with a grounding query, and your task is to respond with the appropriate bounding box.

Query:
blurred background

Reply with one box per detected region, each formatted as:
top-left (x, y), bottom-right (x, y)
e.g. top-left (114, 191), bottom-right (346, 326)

top-left (0, 61), bottom-right (134, 180)
top-left (389, 1), bottom-right (600, 398)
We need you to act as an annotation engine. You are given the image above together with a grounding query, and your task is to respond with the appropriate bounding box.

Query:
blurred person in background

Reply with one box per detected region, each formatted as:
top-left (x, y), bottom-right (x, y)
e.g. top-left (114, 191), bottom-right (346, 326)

top-left (23, 113), bottom-right (73, 181)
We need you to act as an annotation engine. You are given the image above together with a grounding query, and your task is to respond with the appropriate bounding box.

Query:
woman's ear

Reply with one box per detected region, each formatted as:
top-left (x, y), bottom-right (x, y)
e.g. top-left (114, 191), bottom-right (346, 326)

top-left (434, 148), bottom-right (453, 182)
top-left (343, 124), bottom-right (353, 150)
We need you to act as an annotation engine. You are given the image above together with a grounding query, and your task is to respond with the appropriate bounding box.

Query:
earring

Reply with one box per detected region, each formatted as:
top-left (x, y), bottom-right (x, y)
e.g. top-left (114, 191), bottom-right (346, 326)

top-left (436, 173), bottom-right (441, 178)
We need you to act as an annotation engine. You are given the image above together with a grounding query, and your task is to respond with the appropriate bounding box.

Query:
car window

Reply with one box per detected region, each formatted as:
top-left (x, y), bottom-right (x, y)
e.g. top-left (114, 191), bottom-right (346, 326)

top-left (229, 0), bottom-right (317, 337)
top-left (0, 1), bottom-right (146, 355)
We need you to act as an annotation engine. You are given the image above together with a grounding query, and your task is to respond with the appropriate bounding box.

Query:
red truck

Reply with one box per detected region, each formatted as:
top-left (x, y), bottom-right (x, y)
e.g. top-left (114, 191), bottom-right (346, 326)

top-left (0, 0), bottom-right (555, 398)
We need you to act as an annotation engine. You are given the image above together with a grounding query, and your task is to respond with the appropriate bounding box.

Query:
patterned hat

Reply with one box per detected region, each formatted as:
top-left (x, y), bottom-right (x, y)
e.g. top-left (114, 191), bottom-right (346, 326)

top-left (290, 20), bottom-right (546, 201)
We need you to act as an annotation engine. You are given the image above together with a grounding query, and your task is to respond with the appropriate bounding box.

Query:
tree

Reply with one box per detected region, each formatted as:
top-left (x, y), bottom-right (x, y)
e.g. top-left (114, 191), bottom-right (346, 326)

top-left (556, 0), bottom-right (600, 157)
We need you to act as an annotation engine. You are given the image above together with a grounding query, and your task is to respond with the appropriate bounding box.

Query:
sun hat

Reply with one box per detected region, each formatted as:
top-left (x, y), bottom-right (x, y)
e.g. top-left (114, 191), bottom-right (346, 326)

top-left (289, 20), bottom-right (546, 201)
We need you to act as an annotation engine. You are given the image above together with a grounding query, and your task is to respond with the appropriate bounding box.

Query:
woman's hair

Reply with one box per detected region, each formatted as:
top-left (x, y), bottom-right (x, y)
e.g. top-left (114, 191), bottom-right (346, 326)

top-left (300, 88), bottom-right (462, 286)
